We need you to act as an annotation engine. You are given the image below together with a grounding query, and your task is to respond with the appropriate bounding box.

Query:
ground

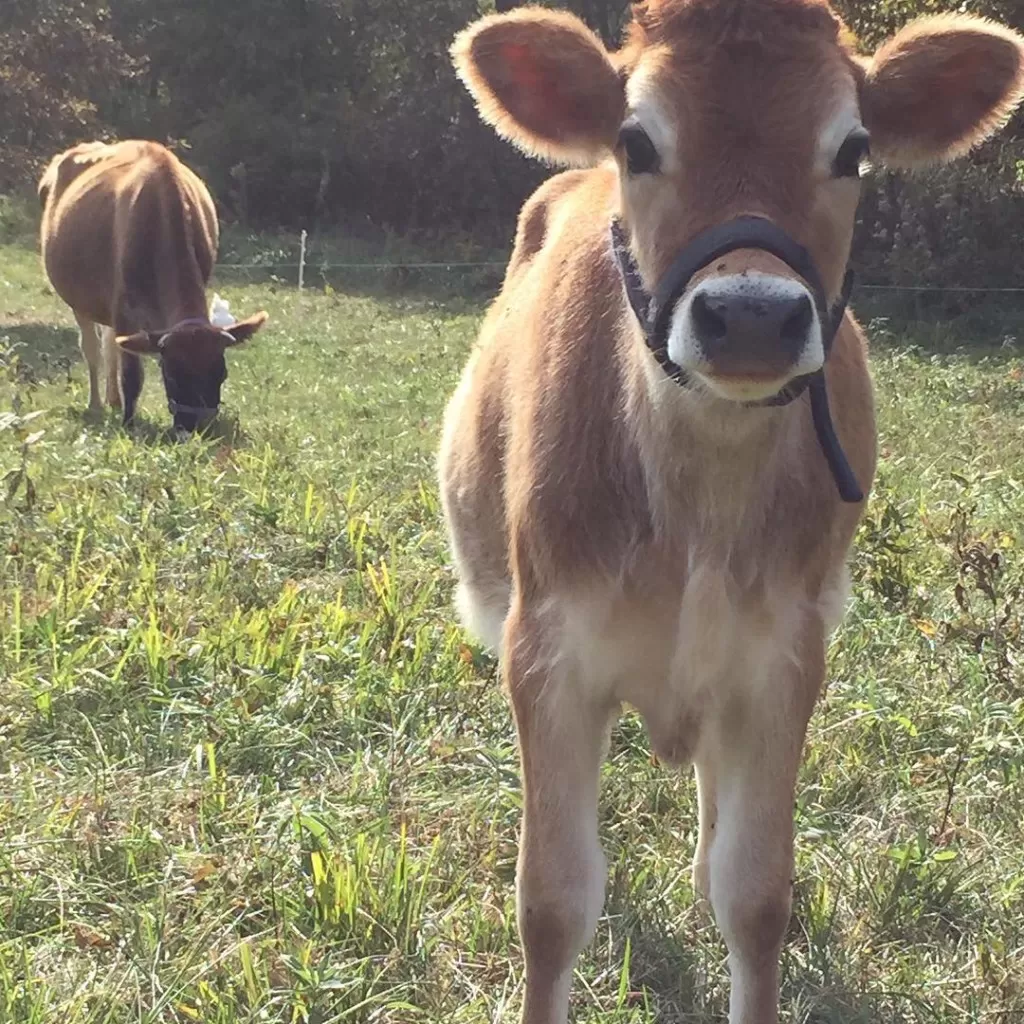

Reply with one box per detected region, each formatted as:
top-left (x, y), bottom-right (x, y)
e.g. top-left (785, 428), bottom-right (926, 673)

top-left (1, 220), bottom-right (1023, 1023)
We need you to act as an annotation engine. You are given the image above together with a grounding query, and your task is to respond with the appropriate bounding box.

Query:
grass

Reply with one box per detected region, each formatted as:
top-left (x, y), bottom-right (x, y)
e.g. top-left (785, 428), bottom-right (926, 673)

top-left (1, 222), bottom-right (1024, 1024)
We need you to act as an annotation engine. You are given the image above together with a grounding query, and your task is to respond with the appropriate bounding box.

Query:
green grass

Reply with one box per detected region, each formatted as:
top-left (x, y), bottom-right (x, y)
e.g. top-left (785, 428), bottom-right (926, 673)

top-left (1, 229), bottom-right (1024, 1024)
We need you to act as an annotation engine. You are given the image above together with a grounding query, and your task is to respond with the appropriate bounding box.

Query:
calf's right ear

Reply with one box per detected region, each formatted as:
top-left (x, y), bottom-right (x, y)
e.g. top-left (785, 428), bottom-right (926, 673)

top-left (452, 8), bottom-right (625, 167)
top-left (115, 331), bottom-right (161, 356)
top-left (862, 14), bottom-right (1024, 168)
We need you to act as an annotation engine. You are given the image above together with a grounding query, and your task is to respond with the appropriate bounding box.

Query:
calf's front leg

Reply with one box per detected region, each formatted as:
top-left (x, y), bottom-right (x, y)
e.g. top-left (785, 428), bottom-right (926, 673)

top-left (505, 606), bottom-right (615, 1024)
top-left (698, 630), bottom-right (824, 1024)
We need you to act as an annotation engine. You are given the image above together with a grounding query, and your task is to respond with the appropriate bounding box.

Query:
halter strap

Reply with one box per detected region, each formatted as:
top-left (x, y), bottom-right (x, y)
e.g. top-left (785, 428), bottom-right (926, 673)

top-left (610, 217), bottom-right (862, 503)
top-left (168, 399), bottom-right (218, 418)
top-left (157, 317), bottom-right (209, 347)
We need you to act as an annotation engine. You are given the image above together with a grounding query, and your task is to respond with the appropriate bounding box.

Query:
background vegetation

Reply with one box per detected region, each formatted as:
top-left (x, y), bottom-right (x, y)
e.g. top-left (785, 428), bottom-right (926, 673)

top-left (5, 0), bottom-right (1024, 289)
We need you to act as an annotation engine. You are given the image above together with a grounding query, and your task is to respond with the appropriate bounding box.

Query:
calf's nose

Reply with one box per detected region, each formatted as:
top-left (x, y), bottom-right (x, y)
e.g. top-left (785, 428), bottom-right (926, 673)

top-left (690, 285), bottom-right (814, 365)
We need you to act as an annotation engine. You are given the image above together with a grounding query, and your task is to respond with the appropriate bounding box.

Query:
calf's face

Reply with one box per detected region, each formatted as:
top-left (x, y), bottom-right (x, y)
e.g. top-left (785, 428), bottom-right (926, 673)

top-left (453, 1), bottom-right (1024, 401)
top-left (116, 312), bottom-right (268, 431)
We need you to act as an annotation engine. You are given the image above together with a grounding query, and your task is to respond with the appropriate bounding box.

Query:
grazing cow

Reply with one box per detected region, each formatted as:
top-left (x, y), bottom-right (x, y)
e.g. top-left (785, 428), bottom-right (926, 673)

top-left (38, 140), bottom-right (267, 432)
top-left (439, 1), bottom-right (1024, 1021)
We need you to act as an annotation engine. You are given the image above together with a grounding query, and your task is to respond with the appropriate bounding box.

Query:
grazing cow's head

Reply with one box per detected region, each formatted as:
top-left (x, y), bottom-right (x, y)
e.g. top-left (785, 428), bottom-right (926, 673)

top-left (116, 312), bottom-right (268, 432)
top-left (453, 0), bottom-right (1024, 402)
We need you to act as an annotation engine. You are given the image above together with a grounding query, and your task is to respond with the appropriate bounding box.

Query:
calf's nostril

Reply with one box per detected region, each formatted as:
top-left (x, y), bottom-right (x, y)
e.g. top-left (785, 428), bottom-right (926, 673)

top-left (691, 292), bottom-right (728, 343)
top-left (780, 294), bottom-right (813, 343)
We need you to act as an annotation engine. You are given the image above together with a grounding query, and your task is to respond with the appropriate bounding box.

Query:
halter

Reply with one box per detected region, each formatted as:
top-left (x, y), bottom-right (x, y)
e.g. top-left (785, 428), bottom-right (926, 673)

top-left (155, 317), bottom-right (235, 422)
top-left (610, 216), bottom-right (862, 503)
top-left (167, 399), bottom-right (217, 419)
top-left (157, 317), bottom-right (212, 347)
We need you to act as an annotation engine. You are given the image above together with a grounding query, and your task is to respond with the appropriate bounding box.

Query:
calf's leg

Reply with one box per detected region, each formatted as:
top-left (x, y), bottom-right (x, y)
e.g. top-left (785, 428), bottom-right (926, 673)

top-left (699, 632), bottom-right (823, 1024)
top-left (505, 607), bottom-right (614, 1024)
top-left (692, 761), bottom-right (717, 901)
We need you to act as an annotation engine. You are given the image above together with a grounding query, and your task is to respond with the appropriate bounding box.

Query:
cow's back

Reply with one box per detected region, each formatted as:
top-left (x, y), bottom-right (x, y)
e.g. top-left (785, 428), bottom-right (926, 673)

top-left (40, 141), bottom-right (218, 330)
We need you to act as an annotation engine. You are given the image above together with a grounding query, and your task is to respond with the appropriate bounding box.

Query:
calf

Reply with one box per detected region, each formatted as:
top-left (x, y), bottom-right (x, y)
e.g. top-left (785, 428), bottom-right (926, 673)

top-left (439, 2), bottom-right (1024, 1021)
top-left (39, 140), bottom-right (267, 432)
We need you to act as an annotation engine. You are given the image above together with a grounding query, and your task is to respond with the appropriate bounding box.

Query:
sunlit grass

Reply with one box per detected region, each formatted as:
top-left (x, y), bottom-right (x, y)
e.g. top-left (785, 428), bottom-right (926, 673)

top-left (1, 234), bottom-right (1023, 1023)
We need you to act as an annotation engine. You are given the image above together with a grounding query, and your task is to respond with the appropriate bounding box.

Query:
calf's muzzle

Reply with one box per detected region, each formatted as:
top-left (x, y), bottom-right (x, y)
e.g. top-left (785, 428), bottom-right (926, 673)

top-left (689, 282), bottom-right (816, 373)
top-left (610, 214), bottom-right (862, 503)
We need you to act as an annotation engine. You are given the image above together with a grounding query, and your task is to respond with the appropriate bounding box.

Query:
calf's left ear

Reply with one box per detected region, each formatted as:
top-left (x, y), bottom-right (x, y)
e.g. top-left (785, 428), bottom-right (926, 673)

top-left (452, 8), bottom-right (624, 166)
top-left (862, 14), bottom-right (1024, 168)
top-left (221, 311), bottom-right (269, 347)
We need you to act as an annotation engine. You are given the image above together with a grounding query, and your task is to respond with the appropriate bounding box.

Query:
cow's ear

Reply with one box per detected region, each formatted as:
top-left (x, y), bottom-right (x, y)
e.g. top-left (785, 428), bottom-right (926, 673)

top-left (115, 331), bottom-right (161, 356)
top-left (220, 311), bottom-right (268, 347)
top-left (862, 14), bottom-right (1024, 168)
top-left (452, 8), bottom-right (624, 166)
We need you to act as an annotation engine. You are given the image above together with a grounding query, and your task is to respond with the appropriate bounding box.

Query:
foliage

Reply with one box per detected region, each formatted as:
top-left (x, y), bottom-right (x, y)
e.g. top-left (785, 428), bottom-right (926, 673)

top-left (2, 0), bottom-right (1024, 283)
top-left (0, 0), bottom-right (1021, 289)
top-left (2, 235), bottom-right (1024, 1021)
top-left (0, 0), bottom-right (134, 194)
top-left (103, 0), bottom-right (539, 232)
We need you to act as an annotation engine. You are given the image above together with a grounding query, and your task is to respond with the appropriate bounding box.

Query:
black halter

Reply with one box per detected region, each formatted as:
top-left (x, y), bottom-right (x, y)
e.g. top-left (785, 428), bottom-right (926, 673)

top-left (610, 216), bottom-right (862, 503)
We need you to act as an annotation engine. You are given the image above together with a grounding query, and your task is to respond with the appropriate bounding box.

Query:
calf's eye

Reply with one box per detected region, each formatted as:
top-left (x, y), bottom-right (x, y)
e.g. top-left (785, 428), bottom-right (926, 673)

top-left (618, 123), bottom-right (659, 175)
top-left (834, 128), bottom-right (870, 178)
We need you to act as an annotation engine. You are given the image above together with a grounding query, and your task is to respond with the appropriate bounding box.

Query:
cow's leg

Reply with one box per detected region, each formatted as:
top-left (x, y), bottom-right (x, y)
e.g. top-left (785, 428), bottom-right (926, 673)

top-left (74, 312), bottom-right (103, 412)
top-left (120, 352), bottom-right (144, 425)
top-left (100, 326), bottom-right (122, 409)
top-left (108, 323), bottom-right (144, 425)
top-left (700, 632), bottom-right (823, 1024)
top-left (505, 606), bottom-right (613, 1024)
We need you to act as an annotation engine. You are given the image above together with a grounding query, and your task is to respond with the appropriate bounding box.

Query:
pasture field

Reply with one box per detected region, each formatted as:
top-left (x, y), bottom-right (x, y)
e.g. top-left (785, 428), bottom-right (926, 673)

top-left (1, 224), bottom-right (1024, 1024)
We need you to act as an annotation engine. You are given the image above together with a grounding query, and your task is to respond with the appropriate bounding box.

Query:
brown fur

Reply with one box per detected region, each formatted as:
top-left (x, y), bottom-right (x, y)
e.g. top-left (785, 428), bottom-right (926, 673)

top-left (441, 3), bottom-right (1024, 1023)
top-left (39, 140), bottom-right (267, 427)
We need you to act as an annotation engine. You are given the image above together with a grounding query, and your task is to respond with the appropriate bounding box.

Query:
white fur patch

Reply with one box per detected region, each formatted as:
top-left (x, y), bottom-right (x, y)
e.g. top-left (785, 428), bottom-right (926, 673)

top-left (455, 580), bottom-right (509, 652)
top-left (819, 566), bottom-right (852, 636)
top-left (671, 564), bottom-right (806, 696)
top-left (625, 64), bottom-right (678, 171)
top-left (665, 271), bottom-right (824, 402)
top-left (817, 86), bottom-right (865, 175)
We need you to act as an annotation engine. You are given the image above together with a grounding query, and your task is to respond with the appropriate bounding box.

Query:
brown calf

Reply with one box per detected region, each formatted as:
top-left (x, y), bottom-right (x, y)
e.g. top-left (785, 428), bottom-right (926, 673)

top-left (39, 140), bottom-right (267, 432)
top-left (439, 2), bottom-right (1024, 1021)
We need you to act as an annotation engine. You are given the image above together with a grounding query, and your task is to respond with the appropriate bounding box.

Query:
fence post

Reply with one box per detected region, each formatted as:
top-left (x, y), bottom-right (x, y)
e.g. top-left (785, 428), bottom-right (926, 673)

top-left (298, 229), bottom-right (307, 291)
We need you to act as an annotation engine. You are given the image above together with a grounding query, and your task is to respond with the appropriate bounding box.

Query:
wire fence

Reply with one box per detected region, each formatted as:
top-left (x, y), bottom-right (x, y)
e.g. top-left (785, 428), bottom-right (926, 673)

top-left (210, 235), bottom-right (1024, 303)
top-left (215, 260), bottom-right (508, 270)
top-left (212, 257), bottom-right (1024, 295)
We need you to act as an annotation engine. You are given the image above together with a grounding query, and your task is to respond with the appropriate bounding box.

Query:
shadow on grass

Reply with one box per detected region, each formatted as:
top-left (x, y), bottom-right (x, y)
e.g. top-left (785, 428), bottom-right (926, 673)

top-left (783, 979), bottom-right (941, 1024)
top-left (0, 322), bottom-right (79, 384)
top-left (60, 403), bottom-right (250, 450)
top-left (616, 927), bottom-right (942, 1023)
top-left (602, 886), bottom-right (944, 1023)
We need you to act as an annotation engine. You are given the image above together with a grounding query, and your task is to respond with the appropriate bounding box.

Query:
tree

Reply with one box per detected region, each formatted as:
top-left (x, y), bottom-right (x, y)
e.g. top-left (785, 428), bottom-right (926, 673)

top-left (0, 0), bottom-right (132, 192)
